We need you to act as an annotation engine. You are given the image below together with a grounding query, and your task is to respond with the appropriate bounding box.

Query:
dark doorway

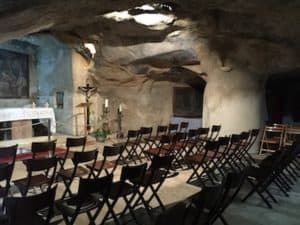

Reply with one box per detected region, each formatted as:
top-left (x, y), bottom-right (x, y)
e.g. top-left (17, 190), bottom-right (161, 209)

top-left (265, 70), bottom-right (300, 124)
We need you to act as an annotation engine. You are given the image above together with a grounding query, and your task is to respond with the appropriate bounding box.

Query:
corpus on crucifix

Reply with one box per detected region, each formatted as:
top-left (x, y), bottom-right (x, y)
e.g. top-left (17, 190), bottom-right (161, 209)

top-left (78, 82), bottom-right (97, 134)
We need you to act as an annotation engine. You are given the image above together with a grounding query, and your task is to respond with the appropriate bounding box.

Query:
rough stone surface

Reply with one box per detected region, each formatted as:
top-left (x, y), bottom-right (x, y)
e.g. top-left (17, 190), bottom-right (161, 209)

top-left (0, 1), bottom-right (299, 138)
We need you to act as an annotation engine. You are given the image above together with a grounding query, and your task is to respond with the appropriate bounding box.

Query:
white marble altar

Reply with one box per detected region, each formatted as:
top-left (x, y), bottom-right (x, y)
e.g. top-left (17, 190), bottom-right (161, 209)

top-left (0, 108), bottom-right (56, 133)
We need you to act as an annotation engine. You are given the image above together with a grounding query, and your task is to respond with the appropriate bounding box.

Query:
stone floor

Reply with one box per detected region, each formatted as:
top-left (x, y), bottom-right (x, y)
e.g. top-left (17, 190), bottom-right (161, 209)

top-left (2, 135), bottom-right (300, 225)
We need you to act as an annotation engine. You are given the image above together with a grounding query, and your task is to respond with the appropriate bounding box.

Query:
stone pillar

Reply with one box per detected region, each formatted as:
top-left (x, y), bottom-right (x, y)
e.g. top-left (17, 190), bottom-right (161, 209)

top-left (202, 66), bottom-right (267, 136)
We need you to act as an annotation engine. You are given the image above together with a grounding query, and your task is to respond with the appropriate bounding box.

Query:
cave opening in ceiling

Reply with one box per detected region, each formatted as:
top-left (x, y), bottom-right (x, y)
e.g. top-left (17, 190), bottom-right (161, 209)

top-left (103, 3), bottom-right (177, 29)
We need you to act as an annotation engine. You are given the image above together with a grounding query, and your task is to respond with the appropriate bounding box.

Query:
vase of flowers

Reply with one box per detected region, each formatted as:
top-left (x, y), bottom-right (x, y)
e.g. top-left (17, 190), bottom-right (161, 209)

top-left (93, 128), bottom-right (107, 142)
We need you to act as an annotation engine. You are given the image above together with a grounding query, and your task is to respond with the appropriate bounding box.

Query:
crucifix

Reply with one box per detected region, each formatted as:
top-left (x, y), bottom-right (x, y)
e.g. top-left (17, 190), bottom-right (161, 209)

top-left (78, 83), bottom-right (97, 133)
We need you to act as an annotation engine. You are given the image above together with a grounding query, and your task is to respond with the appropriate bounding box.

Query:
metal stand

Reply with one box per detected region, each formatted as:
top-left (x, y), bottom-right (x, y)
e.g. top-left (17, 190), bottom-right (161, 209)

top-left (102, 105), bottom-right (110, 133)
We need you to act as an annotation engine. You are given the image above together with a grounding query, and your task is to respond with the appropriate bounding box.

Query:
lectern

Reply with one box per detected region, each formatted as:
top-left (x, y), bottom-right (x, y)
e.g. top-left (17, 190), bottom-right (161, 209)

top-left (76, 102), bottom-right (93, 135)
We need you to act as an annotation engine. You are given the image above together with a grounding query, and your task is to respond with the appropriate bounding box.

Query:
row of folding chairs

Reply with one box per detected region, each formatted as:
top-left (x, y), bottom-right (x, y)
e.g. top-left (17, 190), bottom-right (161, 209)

top-left (184, 129), bottom-right (259, 186)
top-left (242, 138), bottom-right (300, 209)
top-left (119, 124), bottom-right (222, 165)
top-left (0, 154), bottom-right (175, 225)
top-left (155, 169), bottom-right (248, 225)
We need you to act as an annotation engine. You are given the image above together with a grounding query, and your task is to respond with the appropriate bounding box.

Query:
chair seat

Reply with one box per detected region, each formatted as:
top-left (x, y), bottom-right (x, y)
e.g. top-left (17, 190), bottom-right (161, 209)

top-left (184, 154), bottom-right (207, 163)
top-left (86, 160), bottom-right (115, 171)
top-left (57, 166), bottom-right (89, 179)
top-left (14, 174), bottom-right (51, 192)
top-left (108, 181), bottom-right (135, 198)
top-left (144, 148), bottom-right (168, 156)
top-left (136, 169), bottom-right (166, 186)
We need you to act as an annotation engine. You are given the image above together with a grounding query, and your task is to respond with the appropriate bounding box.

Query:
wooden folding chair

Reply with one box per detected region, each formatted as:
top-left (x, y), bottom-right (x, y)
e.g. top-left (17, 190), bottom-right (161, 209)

top-left (100, 163), bottom-right (147, 225)
top-left (56, 150), bottom-right (98, 200)
top-left (131, 155), bottom-right (174, 219)
top-left (136, 127), bottom-right (153, 161)
top-left (13, 157), bottom-right (58, 196)
top-left (58, 136), bottom-right (86, 169)
top-left (86, 145), bottom-right (123, 177)
top-left (117, 130), bottom-right (140, 164)
top-left (4, 185), bottom-right (57, 225)
top-left (56, 174), bottom-right (113, 225)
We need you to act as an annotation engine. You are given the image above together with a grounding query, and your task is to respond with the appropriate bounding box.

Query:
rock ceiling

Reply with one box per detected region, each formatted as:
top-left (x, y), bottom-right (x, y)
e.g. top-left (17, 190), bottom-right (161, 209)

top-left (0, 0), bottom-right (299, 85)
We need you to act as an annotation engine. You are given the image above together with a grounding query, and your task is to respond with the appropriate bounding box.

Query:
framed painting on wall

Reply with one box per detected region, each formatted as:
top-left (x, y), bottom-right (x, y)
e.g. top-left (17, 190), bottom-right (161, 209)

top-left (173, 87), bottom-right (204, 118)
top-left (0, 49), bottom-right (29, 98)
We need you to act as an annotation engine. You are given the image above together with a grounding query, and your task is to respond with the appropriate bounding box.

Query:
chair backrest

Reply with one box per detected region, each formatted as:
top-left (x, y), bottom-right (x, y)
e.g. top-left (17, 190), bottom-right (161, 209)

top-left (0, 144), bottom-right (18, 164)
top-left (77, 174), bottom-right (113, 204)
top-left (150, 155), bottom-right (174, 171)
top-left (24, 157), bottom-right (58, 196)
top-left (179, 122), bottom-right (189, 132)
top-left (66, 136), bottom-right (86, 152)
top-left (4, 185), bottom-right (57, 225)
top-left (26, 157), bottom-right (58, 172)
top-left (31, 140), bottom-right (56, 158)
top-left (139, 127), bottom-right (153, 136)
top-left (155, 201), bottom-right (188, 225)
top-left (187, 183), bottom-right (224, 225)
top-left (209, 125), bottom-right (221, 140)
top-left (197, 127), bottom-right (210, 139)
top-left (120, 163), bottom-right (147, 182)
top-left (138, 127), bottom-right (153, 144)
top-left (156, 125), bottom-right (168, 136)
top-left (103, 145), bottom-right (123, 157)
top-left (168, 123), bottom-right (179, 134)
top-left (124, 130), bottom-right (139, 147)
top-left (72, 149), bottom-right (98, 179)
top-left (72, 149), bottom-right (98, 165)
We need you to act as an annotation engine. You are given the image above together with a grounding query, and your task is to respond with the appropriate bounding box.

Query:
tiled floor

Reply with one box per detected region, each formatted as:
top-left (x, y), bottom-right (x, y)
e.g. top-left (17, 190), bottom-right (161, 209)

top-left (3, 135), bottom-right (300, 225)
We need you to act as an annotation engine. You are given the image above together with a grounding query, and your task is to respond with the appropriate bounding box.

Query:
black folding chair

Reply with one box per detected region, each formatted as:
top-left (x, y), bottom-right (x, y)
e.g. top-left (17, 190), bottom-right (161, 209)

top-left (186, 141), bottom-right (220, 186)
top-left (58, 136), bottom-right (86, 169)
top-left (131, 155), bottom-right (174, 219)
top-left (211, 170), bottom-right (247, 225)
top-left (4, 186), bottom-right (57, 225)
top-left (87, 145), bottom-right (123, 177)
top-left (56, 174), bottom-right (113, 225)
top-left (185, 183), bottom-right (224, 225)
top-left (0, 145), bottom-right (17, 199)
top-left (100, 163), bottom-right (147, 225)
top-left (13, 157), bottom-right (58, 196)
top-left (242, 150), bottom-right (286, 208)
top-left (146, 125), bottom-right (168, 148)
top-left (118, 130), bottom-right (140, 164)
top-left (136, 127), bottom-right (153, 161)
top-left (57, 150), bottom-right (98, 200)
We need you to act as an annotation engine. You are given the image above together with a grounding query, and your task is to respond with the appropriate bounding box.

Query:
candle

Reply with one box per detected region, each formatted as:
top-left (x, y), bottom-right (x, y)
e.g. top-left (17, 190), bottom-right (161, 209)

top-left (119, 104), bottom-right (122, 112)
top-left (104, 99), bottom-right (108, 108)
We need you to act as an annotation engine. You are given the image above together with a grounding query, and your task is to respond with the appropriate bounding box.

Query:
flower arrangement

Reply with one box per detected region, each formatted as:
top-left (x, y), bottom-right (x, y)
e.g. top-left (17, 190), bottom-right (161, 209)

top-left (92, 128), bottom-right (108, 142)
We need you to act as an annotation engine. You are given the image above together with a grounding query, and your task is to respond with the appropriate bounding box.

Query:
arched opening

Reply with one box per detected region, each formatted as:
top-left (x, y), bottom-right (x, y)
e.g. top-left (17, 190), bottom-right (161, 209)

top-left (265, 70), bottom-right (300, 125)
